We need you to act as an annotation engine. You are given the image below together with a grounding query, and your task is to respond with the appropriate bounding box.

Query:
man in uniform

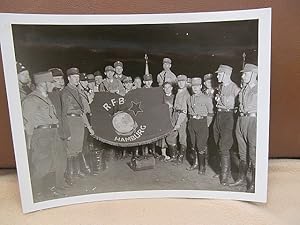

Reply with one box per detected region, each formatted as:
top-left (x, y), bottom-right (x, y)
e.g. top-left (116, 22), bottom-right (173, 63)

top-left (143, 73), bottom-right (153, 89)
top-left (114, 61), bottom-right (127, 83)
top-left (166, 75), bottom-right (190, 164)
top-left (229, 64), bottom-right (258, 192)
top-left (203, 73), bottom-right (215, 99)
top-left (17, 62), bottom-right (32, 101)
top-left (87, 73), bottom-right (96, 94)
top-left (47, 68), bottom-right (70, 188)
top-left (158, 81), bottom-right (174, 161)
top-left (93, 70), bottom-right (104, 92)
top-left (213, 65), bottom-right (240, 185)
top-left (123, 76), bottom-right (134, 94)
top-left (22, 71), bottom-right (65, 200)
top-left (99, 66), bottom-right (125, 96)
top-left (61, 67), bottom-right (94, 182)
top-left (157, 58), bottom-right (177, 86)
top-left (187, 77), bottom-right (214, 174)
top-left (133, 76), bottom-right (142, 89)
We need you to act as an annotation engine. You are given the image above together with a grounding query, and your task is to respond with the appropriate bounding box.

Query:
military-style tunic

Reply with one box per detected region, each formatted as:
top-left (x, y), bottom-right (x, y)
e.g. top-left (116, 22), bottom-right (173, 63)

top-left (213, 81), bottom-right (240, 157)
top-left (236, 83), bottom-right (257, 165)
top-left (188, 92), bottom-right (214, 153)
top-left (99, 78), bottom-right (126, 96)
top-left (166, 88), bottom-right (190, 146)
top-left (22, 89), bottom-right (59, 179)
top-left (61, 84), bottom-right (85, 157)
top-left (114, 74), bottom-right (127, 82)
top-left (157, 70), bottom-right (177, 86)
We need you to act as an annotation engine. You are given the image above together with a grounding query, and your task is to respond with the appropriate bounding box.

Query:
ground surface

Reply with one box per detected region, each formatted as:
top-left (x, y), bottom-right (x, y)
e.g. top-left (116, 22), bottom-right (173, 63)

top-left (35, 156), bottom-right (245, 202)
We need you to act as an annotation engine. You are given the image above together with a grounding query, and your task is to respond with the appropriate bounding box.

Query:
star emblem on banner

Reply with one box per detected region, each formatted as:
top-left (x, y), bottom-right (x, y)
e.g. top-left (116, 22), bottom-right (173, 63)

top-left (128, 101), bottom-right (143, 116)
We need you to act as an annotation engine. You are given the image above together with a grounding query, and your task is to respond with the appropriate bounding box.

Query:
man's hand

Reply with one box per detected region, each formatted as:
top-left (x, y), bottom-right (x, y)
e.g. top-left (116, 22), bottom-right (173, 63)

top-left (66, 136), bottom-right (71, 141)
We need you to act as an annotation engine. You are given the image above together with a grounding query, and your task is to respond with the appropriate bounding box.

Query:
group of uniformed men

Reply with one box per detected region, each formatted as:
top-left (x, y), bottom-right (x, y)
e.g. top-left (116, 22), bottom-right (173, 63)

top-left (18, 56), bottom-right (258, 200)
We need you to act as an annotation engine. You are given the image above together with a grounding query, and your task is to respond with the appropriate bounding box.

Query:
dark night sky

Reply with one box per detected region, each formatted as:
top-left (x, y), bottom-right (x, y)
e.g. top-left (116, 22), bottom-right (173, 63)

top-left (12, 20), bottom-right (258, 85)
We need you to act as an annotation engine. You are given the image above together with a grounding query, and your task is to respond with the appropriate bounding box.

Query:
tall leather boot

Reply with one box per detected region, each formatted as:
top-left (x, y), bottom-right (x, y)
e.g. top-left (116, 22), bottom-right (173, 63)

top-left (167, 145), bottom-right (178, 162)
top-left (176, 145), bottom-right (186, 164)
top-left (247, 165), bottom-right (255, 193)
top-left (73, 155), bottom-right (85, 178)
top-left (186, 148), bottom-right (198, 170)
top-left (64, 157), bottom-right (74, 186)
top-left (229, 160), bottom-right (247, 187)
top-left (79, 152), bottom-right (91, 175)
top-left (198, 153), bottom-right (206, 175)
top-left (220, 156), bottom-right (230, 185)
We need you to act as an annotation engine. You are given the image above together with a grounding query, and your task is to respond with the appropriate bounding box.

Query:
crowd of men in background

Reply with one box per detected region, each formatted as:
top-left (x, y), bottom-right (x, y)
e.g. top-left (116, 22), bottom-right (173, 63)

top-left (17, 57), bottom-right (258, 201)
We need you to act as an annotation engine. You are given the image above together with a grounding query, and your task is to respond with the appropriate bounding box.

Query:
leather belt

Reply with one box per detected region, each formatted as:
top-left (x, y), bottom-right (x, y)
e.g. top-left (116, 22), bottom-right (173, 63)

top-left (190, 115), bottom-right (206, 120)
top-left (36, 124), bottom-right (59, 129)
top-left (67, 113), bottom-right (82, 117)
top-left (239, 112), bottom-right (257, 117)
top-left (217, 108), bottom-right (234, 112)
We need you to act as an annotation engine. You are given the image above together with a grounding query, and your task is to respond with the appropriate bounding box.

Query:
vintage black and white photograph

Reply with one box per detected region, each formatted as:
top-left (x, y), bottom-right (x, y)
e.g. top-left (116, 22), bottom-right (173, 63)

top-left (0, 9), bottom-right (271, 213)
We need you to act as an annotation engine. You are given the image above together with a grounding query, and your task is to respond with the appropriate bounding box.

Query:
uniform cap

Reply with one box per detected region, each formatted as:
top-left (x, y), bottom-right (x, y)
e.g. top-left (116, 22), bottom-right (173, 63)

top-left (94, 70), bottom-right (103, 77)
top-left (16, 62), bottom-right (27, 74)
top-left (114, 61), bottom-right (123, 68)
top-left (143, 74), bottom-right (153, 81)
top-left (215, 64), bottom-right (233, 74)
top-left (177, 74), bottom-right (187, 81)
top-left (79, 73), bottom-right (88, 81)
top-left (203, 73), bottom-right (213, 81)
top-left (240, 63), bottom-right (258, 73)
top-left (87, 74), bottom-right (95, 82)
top-left (163, 57), bottom-right (172, 64)
top-left (66, 67), bottom-right (80, 76)
top-left (191, 77), bottom-right (202, 86)
top-left (48, 68), bottom-right (64, 77)
top-left (105, 65), bottom-right (115, 72)
top-left (123, 76), bottom-right (133, 83)
top-left (33, 71), bottom-right (53, 83)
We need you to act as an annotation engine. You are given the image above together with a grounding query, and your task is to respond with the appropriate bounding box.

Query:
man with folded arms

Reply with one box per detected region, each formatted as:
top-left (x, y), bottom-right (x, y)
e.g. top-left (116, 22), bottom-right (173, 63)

top-left (213, 65), bottom-right (240, 185)
top-left (156, 57), bottom-right (177, 86)
top-left (229, 64), bottom-right (258, 193)
top-left (22, 71), bottom-right (65, 201)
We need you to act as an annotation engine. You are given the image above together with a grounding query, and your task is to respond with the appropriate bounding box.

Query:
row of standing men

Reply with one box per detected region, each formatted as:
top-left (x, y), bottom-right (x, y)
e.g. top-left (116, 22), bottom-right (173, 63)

top-left (18, 57), bottom-right (257, 200)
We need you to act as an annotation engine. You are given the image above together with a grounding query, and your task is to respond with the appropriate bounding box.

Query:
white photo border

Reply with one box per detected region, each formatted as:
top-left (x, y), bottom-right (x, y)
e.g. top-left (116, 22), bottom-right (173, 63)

top-left (0, 8), bottom-right (271, 213)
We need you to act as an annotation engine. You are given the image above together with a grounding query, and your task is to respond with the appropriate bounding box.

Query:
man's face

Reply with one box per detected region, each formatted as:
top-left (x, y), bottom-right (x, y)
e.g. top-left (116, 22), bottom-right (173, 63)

top-left (115, 66), bottom-right (123, 75)
top-left (134, 78), bottom-right (142, 88)
top-left (18, 70), bottom-right (30, 84)
top-left (46, 81), bottom-right (55, 92)
top-left (95, 76), bottom-right (103, 85)
top-left (163, 83), bottom-right (173, 95)
top-left (217, 72), bottom-right (225, 83)
top-left (105, 71), bottom-right (114, 79)
top-left (163, 62), bottom-right (171, 71)
top-left (178, 80), bottom-right (187, 89)
top-left (68, 74), bottom-right (80, 86)
top-left (192, 85), bottom-right (202, 94)
top-left (53, 76), bottom-right (65, 89)
top-left (124, 82), bottom-right (133, 90)
top-left (88, 81), bottom-right (95, 90)
top-left (241, 72), bottom-right (252, 84)
top-left (144, 80), bottom-right (153, 87)
top-left (204, 79), bottom-right (212, 89)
